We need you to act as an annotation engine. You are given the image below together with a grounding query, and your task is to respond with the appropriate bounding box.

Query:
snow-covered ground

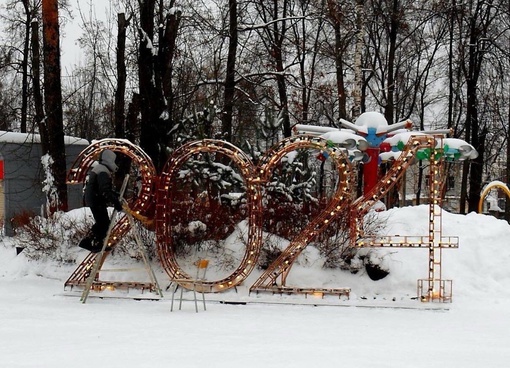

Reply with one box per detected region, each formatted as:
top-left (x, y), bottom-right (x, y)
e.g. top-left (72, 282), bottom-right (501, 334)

top-left (1, 205), bottom-right (509, 367)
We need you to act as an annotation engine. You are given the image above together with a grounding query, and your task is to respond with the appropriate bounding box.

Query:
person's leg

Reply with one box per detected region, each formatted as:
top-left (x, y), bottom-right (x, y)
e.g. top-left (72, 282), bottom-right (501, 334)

top-left (90, 205), bottom-right (110, 244)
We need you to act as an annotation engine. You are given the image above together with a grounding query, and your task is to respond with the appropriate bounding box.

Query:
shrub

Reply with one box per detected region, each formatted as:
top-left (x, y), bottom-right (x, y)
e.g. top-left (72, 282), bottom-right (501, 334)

top-left (10, 210), bottom-right (92, 262)
top-left (114, 220), bottom-right (158, 261)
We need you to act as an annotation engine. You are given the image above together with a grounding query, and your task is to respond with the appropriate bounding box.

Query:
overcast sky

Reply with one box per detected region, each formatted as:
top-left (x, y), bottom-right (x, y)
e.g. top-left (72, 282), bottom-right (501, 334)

top-left (60, 0), bottom-right (112, 74)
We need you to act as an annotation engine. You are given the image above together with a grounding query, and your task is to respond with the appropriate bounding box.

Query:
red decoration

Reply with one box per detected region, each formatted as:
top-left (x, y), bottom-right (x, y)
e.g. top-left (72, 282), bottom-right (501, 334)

top-left (380, 142), bottom-right (391, 153)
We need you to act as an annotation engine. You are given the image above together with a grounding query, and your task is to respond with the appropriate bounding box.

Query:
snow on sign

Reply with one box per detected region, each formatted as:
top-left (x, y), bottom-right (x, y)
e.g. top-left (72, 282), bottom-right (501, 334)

top-left (67, 127), bottom-right (477, 303)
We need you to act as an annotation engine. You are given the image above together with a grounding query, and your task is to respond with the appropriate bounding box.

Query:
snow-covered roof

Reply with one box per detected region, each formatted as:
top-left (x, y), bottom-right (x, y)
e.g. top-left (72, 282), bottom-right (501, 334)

top-left (319, 130), bottom-right (369, 151)
top-left (0, 131), bottom-right (89, 146)
top-left (382, 133), bottom-right (478, 161)
top-left (383, 131), bottom-right (427, 147)
top-left (354, 111), bottom-right (388, 129)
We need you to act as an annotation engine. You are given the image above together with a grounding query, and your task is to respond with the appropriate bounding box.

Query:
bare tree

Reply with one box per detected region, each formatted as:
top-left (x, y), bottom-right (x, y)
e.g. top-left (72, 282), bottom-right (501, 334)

top-left (136, 0), bottom-right (185, 170)
top-left (453, 1), bottom-right (506, 213)
top-left (252, 0), bottom-right (293, 137)
top-left (0, 0), bottom-right (41, 132)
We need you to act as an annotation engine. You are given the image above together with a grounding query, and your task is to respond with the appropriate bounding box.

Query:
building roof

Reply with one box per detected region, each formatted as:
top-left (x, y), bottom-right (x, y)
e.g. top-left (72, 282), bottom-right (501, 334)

top-left (0, 131), bottom-right (89, 146)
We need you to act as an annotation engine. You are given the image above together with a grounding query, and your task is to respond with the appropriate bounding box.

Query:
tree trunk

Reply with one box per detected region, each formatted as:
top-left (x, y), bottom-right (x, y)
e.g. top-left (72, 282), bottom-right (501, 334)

top-left (506, 0), bottom-right (510, 223)
top-left (222, 0), bottom-right (237, 143)
top-left (465, 11), bottom-right (485, 213)
top-left (333, 21), bottom-right (347, 120)
top-left (114, 12), bottom-right (127, 138)
top-left (273, 0), bottom-right (291, 137)
top-left (20, 0), bottom-right (31, 133)
top-left (138, 0), bottom-right (163, 170)
top-left (297, 8), bottom-right (323, 125)
top-left (468, 123), bottom-right (485, 212)
top-left (31, 20), bottom-right (47, 154)
top-left (276, 67), bottom-right (291, 137)
top-left (384, 0), bottom-right (399, 125)
top-left (325, 0), bottom-right (347, 120)
top-left (506, 101), bottom-right (510, 222)
top-left (42, 0), bottom-right (67, 212)
top-left (447, 0), bottom-right (456, 131)
top-left (161, 9), bottom-right (182, 142)
top-left (468, 136), bottom-right (484, 213)
top-left (126, 93), bottom-right (141, 144)
top-left (352, 0), bottom-right (364, 119)
top-left (459, 160), bottom-right (469, 214)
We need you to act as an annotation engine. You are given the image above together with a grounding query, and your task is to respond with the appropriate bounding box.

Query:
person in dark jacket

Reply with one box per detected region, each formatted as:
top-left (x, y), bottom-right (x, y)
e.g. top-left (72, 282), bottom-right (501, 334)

top-left (79, 149), bottom-right (123, 253)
